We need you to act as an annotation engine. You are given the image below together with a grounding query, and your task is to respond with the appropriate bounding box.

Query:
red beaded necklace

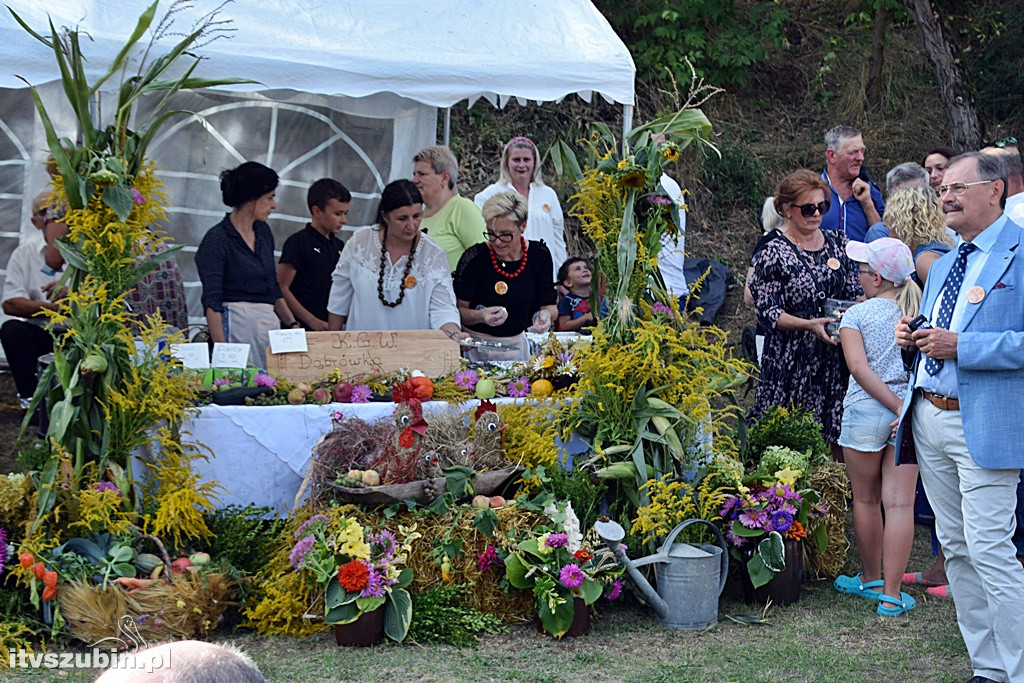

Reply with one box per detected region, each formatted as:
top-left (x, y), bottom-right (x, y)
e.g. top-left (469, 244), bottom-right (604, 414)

top-left (489, 237), bottom-right (528, 279)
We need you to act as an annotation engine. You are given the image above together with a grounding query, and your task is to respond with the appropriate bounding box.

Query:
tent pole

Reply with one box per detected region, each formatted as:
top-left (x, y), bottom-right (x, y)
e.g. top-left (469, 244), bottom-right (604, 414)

top-left (443, 107), bottom-right (451, 146)
top-left (622, 104), bottom-right (633, 139)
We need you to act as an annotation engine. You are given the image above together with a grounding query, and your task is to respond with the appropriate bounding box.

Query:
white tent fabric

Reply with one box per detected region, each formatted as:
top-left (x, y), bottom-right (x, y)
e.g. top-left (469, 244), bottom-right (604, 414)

top-left (0, 0), bottom-right (635, 337)
top-left (0, 0), bottom-right (635, 107)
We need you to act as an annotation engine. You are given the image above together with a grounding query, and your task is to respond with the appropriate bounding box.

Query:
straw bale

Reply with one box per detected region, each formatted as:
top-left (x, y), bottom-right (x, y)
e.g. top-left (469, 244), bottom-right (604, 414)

top-left (804, 462), bottom-right (851, 578)
top-left (59, 570), bottom-right (235, 644)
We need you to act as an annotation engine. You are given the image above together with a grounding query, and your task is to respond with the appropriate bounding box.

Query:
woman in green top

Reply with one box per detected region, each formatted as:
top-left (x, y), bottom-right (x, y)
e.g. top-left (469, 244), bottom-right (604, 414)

top-left (413, 145), bottom-right (486, 272)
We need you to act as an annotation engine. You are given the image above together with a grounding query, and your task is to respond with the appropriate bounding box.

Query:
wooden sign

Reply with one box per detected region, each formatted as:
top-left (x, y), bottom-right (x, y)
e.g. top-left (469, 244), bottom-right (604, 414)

top-left (264, 330), bottom-right (461, 384)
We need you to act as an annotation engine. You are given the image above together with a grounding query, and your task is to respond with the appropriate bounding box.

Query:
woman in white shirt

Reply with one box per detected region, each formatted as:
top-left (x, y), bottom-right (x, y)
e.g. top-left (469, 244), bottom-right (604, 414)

top-left (474, 137), bottom-right (565, 282)
top-left (327, 180), bottom-right (469, 340)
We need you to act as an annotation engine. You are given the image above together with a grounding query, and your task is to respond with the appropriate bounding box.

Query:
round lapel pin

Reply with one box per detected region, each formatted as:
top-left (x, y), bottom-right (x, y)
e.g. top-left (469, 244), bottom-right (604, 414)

top-left (826, 257), bottom-right (840, 270)
top-left (967, 286), bottom-right (985, 304)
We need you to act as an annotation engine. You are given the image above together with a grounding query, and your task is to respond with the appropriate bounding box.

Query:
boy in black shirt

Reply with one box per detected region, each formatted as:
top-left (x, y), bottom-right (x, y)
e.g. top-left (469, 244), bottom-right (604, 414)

top-left (278, 179), bottom-right (350, 330)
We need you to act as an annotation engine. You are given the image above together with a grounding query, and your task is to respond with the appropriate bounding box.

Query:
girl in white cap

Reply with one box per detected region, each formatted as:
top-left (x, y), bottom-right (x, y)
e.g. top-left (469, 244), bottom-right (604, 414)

top-left (833, 237), bottom-right (923, 617)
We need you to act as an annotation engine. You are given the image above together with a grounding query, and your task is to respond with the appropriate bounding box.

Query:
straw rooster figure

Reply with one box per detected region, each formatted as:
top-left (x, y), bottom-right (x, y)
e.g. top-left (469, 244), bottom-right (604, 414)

top-left (373, 384), bottom-right (428, 485)
top-left (471, 400), bottom-right (506, 471)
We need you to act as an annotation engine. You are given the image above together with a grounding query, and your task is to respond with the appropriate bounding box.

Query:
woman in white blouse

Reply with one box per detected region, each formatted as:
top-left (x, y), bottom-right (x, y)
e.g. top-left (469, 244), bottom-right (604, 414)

top-left (474, 136), bottom-right (565, 282)
top-left (327, 180), bottom-right (470, 340)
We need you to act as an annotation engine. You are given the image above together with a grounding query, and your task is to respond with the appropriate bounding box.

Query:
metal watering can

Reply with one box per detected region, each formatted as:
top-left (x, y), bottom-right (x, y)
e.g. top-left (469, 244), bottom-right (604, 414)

top-left (595, 518), bottom-right (728, 630)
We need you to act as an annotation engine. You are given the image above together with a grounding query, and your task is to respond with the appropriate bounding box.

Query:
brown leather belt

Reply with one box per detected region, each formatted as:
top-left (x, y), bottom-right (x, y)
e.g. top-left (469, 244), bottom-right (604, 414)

top-left (919, 389), bottom-right (959, 411)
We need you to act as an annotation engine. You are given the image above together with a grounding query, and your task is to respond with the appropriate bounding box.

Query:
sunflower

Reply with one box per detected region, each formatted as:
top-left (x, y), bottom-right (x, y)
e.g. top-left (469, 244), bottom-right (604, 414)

top-left (662, 146), bottom-right (680, 162)
top-left (619, 170), bottom-right (647, 189)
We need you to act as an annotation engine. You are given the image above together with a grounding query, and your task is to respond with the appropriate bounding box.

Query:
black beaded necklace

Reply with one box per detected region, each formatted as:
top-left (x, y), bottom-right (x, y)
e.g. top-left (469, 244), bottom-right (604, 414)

top-left (377, 229), bottom-right (418, 308)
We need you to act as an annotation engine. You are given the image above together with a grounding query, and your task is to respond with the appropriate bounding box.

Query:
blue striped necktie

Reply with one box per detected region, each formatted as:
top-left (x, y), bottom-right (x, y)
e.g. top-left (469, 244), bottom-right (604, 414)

top-left (925, 241), bottom-right (976, 376)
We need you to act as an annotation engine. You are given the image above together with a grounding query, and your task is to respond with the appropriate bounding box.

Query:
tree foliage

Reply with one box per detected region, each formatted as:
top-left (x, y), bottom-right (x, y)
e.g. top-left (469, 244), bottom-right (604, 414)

top-left (596, 0), bottom-right (789, 87)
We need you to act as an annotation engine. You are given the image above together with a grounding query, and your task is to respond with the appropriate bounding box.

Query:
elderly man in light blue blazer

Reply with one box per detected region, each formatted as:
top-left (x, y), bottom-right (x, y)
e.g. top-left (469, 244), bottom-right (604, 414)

top-left (894, 151), bottom-right (1024, 683)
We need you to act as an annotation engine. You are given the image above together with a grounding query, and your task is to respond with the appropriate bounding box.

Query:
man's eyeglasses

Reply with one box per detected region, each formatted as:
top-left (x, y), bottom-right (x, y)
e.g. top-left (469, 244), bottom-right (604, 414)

top-left (485, 231), bottom-right (515, 243)
top-left (992, 137), bottom-right (1017, 148)
top-left (795, 201), bottom-right (829, 217)
top-left (938, 180), bottom-right (993, 196)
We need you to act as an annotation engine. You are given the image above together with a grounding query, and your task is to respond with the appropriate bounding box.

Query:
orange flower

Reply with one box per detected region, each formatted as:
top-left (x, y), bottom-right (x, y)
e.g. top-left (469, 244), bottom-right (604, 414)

top-left (574, 549), bottom-right (594, 562)
top-left (42, 585), bottom-right (57, 602)
top-left (19, 553), bottom-right (33, 570)
top-left (32, 562), bottom-right (46, 580)
top-left (337, 560), bottom-right (370, 593)
top-left (787, 520), bottom-right (806, 540)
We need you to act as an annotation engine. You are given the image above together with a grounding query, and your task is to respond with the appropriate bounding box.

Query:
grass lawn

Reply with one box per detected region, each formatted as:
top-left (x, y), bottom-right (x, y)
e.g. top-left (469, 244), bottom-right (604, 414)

top-left (3, 524), bottom-right (970, 683)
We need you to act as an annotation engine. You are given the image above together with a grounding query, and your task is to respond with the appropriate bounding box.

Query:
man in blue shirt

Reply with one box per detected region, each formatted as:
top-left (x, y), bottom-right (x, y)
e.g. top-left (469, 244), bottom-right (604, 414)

top-left (820, 125), bottom-right (885, 242)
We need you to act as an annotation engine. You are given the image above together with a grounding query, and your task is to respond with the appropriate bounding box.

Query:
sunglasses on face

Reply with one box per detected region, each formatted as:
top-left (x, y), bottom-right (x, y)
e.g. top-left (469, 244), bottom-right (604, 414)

top-left (795, 201), bottom-right (830, 217)
top-left (993, 137), bottom-right (1018, 148)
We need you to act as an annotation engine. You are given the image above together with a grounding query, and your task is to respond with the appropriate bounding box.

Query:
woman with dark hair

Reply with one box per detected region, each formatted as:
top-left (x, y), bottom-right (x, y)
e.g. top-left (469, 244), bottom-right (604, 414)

top-left (326, 180), bottom-right (467, 337)
top-left (748, 169), bottom-right (863, 450)
top-left (922, 148), bottom-right (955, 192)
top-left (195, 161), bottom-right (298, 370)
top-left (454, 190), bottom-right (557, 362)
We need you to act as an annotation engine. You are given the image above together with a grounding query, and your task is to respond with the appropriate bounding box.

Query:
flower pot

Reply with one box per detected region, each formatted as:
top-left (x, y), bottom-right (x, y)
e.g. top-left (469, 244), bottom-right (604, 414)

top-left (332, 606), bottom-right (385, 647)
top-left (535, 597), bottom-right (591, 638)
top-left (738, 537), bottom-right (803, 606)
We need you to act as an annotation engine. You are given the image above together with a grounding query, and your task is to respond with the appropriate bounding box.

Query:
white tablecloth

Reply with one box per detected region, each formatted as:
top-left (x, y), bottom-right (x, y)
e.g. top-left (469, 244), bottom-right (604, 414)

top-left (181, 398), bottom-right (583, 514)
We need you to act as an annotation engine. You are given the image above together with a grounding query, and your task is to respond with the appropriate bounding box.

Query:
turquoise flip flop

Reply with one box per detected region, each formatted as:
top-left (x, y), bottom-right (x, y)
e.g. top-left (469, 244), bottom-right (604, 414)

top-left (834, 573), bottom-right (884, 601)
top-left (876, 591), bottom-right (916, 617)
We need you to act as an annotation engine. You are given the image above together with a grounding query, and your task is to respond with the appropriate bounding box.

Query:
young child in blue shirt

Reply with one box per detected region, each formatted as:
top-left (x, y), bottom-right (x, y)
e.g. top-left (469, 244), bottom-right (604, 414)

top-left (556, 257), bottom-right (606, 332)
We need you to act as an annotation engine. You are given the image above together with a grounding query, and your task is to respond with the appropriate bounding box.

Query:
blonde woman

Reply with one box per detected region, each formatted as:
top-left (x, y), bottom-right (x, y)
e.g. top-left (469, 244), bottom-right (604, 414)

top-left (883, 185), bottom-right (955, 285)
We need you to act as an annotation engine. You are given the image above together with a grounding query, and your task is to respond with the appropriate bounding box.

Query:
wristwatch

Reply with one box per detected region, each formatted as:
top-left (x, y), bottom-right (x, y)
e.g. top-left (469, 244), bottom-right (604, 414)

top-left (288, 321), bottom-right (302, 329)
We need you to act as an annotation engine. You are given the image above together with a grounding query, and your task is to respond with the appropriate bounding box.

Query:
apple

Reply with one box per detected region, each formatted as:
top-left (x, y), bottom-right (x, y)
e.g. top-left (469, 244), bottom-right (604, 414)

top-left (287, 388), bottom-right (306, 405)
top-left (312, 387), bottom-right (331, 404)
top-left (361, 470), bottom-right (381, 486)
top-left (471, 495), bottom-right (491, 509)
top-left (475, 378), bottom-right (496, 400)
top-left (189, 551), bottom-right (211, 566)
top-left (296, 382), bottom-right (314, 396)
top-left (346, 469), bottom-right (362, 480)
top-left (333, 382), bottom-right (354, 403)
top-left (489, 496), bottom-right (506, 508)
top-left (171, 557), bottom-right (192, 575)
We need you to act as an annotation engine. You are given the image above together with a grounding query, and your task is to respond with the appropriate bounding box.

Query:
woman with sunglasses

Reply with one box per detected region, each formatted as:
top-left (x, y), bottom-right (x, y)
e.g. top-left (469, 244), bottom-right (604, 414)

top-left (453, 190), bottom-right (557, 362)
top-left (748, 169), bottom-right (863, 453)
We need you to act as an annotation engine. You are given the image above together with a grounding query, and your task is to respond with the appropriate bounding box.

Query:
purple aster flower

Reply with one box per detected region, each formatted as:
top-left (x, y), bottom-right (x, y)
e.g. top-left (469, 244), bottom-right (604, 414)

top-left (350, 385), bottom-right (372, 404)
top-left (720, 496), bottom-right (742, 519)
top-left (558, 563), bottom-right (586, 589)
top-left (726, 528), bottom-right (748, 547)
top-left (606, 578), bottom-right (622, 601)
top-left (294, 514), bottom-right (330, 539)
top-left (253, 372), bottom-right (277, 388)
top-left (213, 377), bottom-right (230, 387)
top-left (651, 302), bottom-right (674, 318)
top-left (557, 350), bottom-right (574, 365)
top-left (0, 527), bottom-right (7, 575)
top-left (360, 566), bottom-right (387, 598)
top-left (545, 533), bottom-right (569, 549)
top-left (131, 188), bottom-right (147, 205)
top-left (738, 508), bottom-right (768, 530)
top-left (369, 529), bottom-right (397, 561)
top-left (770, 510), bottom-right (794, 534)
top-left (289, 535), bottom-right (315, 569)
top-left (92, 481), bottom-right (122, 497)
top-left (454, 370), bottom-right (478, 391)
top-left (508, 376), bottom-right (530, 398)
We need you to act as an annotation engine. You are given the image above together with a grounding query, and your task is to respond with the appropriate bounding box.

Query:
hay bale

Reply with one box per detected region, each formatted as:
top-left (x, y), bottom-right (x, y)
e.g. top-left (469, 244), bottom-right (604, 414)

top-left (804, 461), bottom-right (851, 579)
top-left (59, 570), bottom-right (235, 644)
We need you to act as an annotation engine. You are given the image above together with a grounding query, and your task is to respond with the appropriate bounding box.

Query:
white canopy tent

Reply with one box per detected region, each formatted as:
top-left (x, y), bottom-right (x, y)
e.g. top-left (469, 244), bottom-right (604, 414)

top-left (0, 0), bottom-right (635, 330)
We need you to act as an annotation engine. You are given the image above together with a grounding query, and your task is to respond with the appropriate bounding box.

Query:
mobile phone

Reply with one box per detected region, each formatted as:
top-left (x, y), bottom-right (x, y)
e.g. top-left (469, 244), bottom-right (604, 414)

top-left (907, 315), bottom-right (932, 332)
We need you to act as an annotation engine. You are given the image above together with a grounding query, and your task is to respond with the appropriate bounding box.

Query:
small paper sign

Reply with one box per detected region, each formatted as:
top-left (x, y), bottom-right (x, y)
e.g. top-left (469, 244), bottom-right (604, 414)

top-left (268, 328), bottom-right (308, 354)
top-left (171, 342), bottom-right (211, 369)
top-left (211, 342), bottom-right (250, 368)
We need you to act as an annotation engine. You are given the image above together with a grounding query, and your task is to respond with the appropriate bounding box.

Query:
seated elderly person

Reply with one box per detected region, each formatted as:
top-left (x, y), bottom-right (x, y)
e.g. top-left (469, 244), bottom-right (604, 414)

top-left (453, 190), bottom-right (557, 361)
top-left (0, 194), bottom-right (64, 411)
top-left (327, 179), bottom-right (469, 341)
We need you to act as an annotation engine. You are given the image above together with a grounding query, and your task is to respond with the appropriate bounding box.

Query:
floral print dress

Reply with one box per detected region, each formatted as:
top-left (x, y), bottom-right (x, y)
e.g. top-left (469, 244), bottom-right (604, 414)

top-left (747, 230), bottom-right (862, 443)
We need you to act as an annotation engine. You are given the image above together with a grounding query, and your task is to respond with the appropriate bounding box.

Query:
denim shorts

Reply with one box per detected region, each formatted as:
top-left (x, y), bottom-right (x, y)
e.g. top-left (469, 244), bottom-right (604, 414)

top-left (838, 396), bottom-right (898, 452)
